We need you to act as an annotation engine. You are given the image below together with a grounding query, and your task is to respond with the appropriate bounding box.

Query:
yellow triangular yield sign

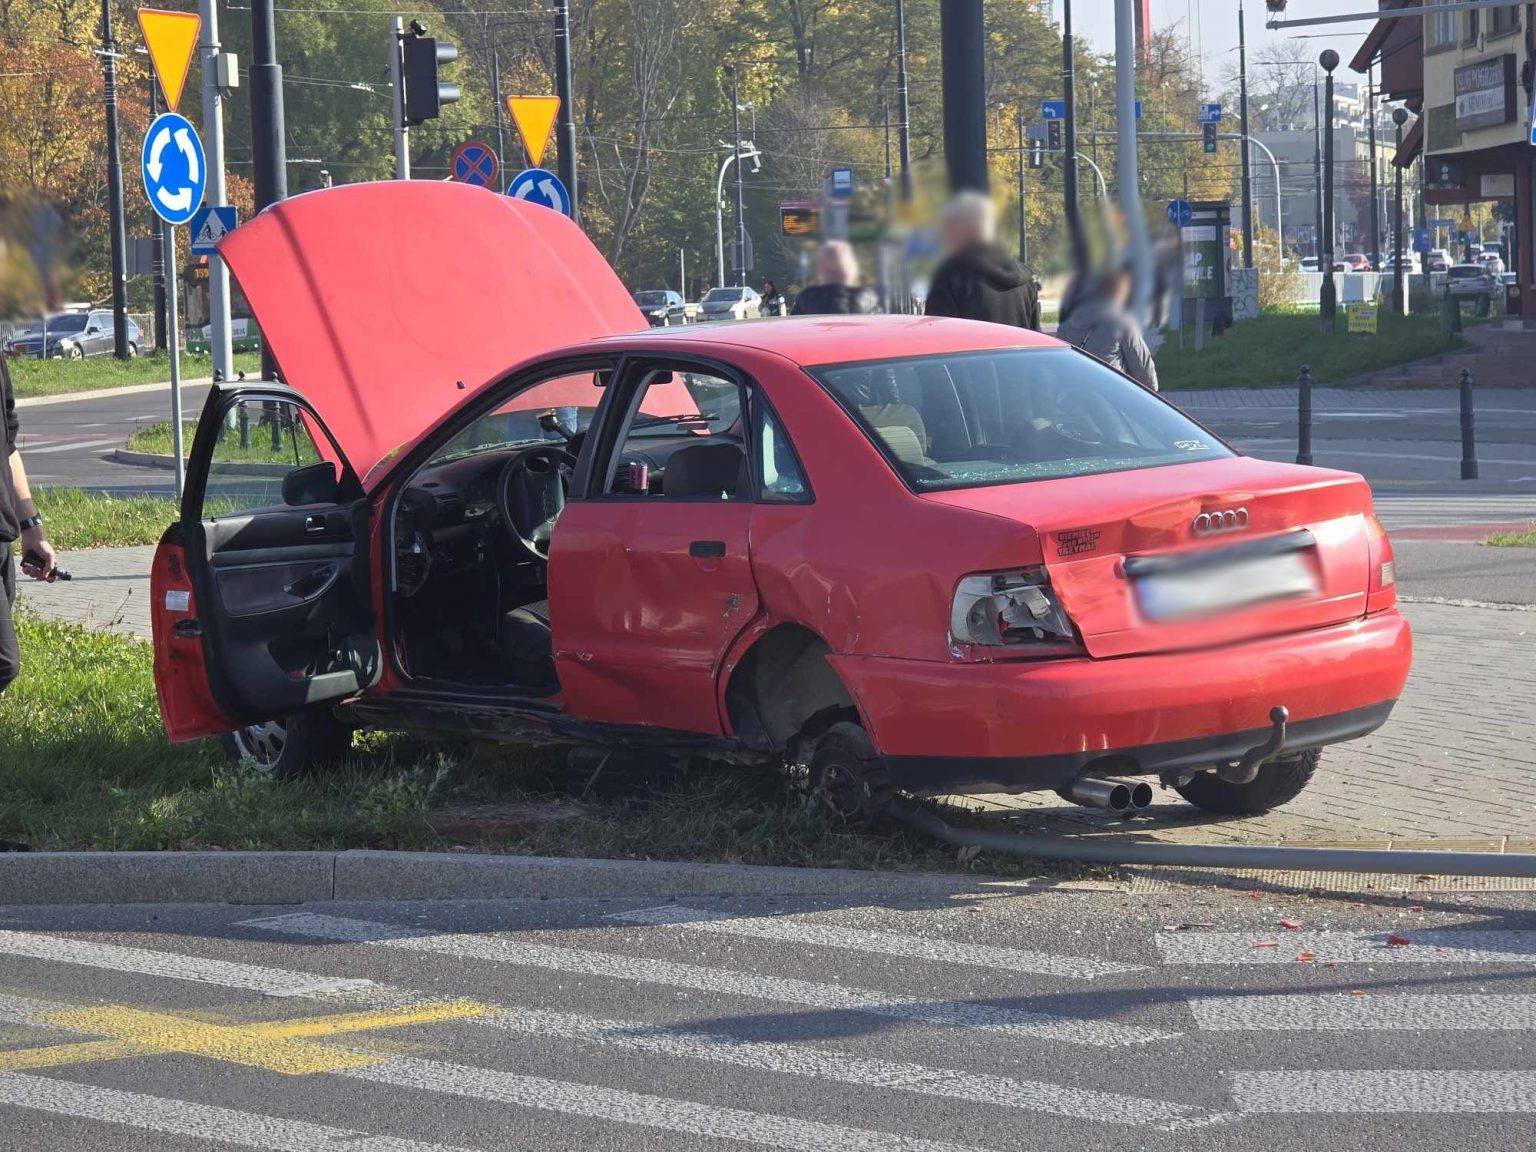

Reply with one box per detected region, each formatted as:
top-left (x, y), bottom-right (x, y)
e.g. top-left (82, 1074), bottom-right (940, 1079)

top-left (137, 9), bottom-right (201, 113)
top-left (508, 96), bottom-right (561, 169)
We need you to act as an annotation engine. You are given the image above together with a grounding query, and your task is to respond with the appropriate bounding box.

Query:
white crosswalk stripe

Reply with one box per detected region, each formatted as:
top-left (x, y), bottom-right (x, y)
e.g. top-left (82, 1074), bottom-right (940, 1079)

top-left (1230, 1070), bottom-right (1536, 1114)
top-left (1189, 993), bottom-right (1536, 1031)
top-left (242, 912), bottom-right (1177, 1048)
top-left (0, 929), bottom-right (383, 999)
top-left (0, 1072), bottom-right (477, 1152)
top-left (607, 903), bottom-right (1143, 980)
top-left (1371, 494), bottom-right (1536, 529)
top-left (1156, 929), bottom-right (1536, 965)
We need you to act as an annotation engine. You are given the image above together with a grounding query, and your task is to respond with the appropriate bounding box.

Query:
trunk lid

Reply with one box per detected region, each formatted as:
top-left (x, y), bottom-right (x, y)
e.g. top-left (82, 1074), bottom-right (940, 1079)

top-left (924, 456), bottom-right (1373, 658)
top-left (218, 181), bottom-right (646, 480)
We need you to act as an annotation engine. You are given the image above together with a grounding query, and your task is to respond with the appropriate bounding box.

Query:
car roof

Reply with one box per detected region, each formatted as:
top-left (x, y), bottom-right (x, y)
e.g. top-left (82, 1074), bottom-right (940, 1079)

top-left (580, 314), bottom-right (1059, 367)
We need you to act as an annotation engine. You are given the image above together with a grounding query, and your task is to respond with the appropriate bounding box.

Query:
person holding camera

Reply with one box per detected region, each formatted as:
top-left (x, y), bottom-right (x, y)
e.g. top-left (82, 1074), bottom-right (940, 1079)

top-left (1, 354), bottom-right (60, 694)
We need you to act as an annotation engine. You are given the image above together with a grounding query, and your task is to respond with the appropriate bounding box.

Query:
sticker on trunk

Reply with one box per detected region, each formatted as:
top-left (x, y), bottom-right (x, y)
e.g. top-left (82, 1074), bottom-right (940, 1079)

top-left (1055, 528), bottom-right (1101, 556)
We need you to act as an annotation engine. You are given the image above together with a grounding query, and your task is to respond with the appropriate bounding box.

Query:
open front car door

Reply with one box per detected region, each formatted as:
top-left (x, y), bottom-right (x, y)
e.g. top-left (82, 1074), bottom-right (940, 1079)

top-left (151, 384), bottom-right (380, 742)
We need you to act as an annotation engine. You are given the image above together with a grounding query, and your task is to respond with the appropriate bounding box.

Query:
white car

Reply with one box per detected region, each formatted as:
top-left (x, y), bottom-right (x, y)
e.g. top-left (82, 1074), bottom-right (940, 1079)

top-left (1299, 256), bottom-right (1320, 273)
top-left (697, 286), bottom-right (761, 321)
top-left (1477, 251), bottom-right (1506, 276)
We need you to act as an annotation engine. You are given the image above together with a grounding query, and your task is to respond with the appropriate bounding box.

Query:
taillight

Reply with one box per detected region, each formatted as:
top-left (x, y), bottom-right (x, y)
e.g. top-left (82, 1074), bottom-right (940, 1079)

top-left (1365, 514), bottom-right (1397, 614)
top-left (949, 567), bottom-right (1083, 658)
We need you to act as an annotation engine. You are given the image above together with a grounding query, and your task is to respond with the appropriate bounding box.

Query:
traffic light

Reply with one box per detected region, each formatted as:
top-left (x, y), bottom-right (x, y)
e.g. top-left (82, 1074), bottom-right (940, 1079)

top-left (1202, 121), bottom-right (1217, 154)
top-left (1046, 119), bottom-right (1062, 152)
top-left (401, 20), bottom-right (459, 125)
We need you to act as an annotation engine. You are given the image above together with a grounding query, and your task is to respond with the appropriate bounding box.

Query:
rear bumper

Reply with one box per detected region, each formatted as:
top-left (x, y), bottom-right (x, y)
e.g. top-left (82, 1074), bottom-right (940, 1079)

top-left (830, 611), bottom-right (1411, 796)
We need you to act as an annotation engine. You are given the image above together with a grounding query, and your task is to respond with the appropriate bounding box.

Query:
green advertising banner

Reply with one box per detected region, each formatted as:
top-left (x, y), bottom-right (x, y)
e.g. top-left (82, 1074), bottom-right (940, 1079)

top-left (1183, 225), bottom-right (1221, 299)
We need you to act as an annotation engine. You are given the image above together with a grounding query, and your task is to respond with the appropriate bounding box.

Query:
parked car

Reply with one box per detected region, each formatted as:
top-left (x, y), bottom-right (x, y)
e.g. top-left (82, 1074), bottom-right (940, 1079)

top-left (148, 181), bottom-right (1412, 823)
top-left (1339, 253), bottom-right (1372, 272)
top-left (633, 289), bottom-right (691, 327)
top-left (4, 310), bottom-right (142, 359)
top-left (1299, 256), bottom-right (1320, 273)
top-left (1476, 251), bottom-right (1505, 276)
top-left (698, 286), bottom-right (761, 321)
top-left (1444, 263), bottom-right (1498, 302)
top-left (1378, 252), bottom-right (1413, 272)
top-left (1422, 249), bottom-right (1451, 273)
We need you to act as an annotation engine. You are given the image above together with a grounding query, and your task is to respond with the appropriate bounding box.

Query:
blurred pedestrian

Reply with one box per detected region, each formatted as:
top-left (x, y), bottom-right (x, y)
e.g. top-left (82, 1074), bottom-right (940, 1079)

top-left (1054, 266), bottom-right (1159, 392)
top-left (760, 278), bottom-right (784, 317)
top-left (1, 353), bottom-right (60, 696)
top-left (791, 241), bottom-right (878, 315)
top-left (924, 192), bottom-right (1040, 330)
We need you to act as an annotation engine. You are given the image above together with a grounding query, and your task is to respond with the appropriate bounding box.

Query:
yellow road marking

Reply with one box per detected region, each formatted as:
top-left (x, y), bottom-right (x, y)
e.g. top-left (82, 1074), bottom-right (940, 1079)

top-left (0, 998), bottom-right (499, 1077)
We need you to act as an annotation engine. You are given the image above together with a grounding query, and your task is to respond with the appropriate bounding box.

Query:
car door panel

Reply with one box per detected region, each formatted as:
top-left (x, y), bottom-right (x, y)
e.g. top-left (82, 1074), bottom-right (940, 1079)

top-left (151, 384), bottom-right (382, 738)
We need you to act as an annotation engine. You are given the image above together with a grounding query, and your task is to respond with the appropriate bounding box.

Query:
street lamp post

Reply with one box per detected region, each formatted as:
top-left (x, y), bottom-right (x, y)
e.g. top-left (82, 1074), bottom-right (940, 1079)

top-left (1392, 106), bottom-right (1409, 314)
top-left (715, 143), bottom-right (758, 288)
top-left (729, 66), bottom-right (747, 286)
top-left (1367, 69), bottom-right (1380, 276)
top-left (1246, 136), bottom-right (1284, 256)
top-left (1238, 0), bottom-right (1253, 267)
top-left (1320, 49), bottom-right (1339, 333)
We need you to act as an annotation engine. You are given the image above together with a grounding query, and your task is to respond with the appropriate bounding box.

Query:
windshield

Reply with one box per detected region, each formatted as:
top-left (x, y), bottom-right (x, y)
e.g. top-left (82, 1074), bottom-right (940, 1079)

top-left (810, 348), bottom-right (1232, 492)
top-left (634, 291), bottom-right (668, 306)
top-left (703, 288), bottom-right (743, 302)
top-left (35, 314), bottom-right (87, 334)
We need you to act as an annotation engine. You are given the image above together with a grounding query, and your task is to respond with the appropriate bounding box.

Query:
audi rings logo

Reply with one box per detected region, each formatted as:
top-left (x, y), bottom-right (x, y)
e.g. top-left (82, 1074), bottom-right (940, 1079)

top-left (1192, 507), bottom-right (1249, 536)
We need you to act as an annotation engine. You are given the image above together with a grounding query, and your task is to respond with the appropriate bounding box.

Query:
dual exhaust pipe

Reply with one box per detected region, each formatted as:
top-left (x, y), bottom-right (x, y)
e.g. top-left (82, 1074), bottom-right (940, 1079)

top-left (1066, 776), bottom-right (1154, 814)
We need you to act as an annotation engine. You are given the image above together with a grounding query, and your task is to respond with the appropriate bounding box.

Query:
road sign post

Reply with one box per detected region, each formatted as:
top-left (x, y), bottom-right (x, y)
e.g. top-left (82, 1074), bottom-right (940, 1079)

top-left (163, 222), bottom-right (185, 498)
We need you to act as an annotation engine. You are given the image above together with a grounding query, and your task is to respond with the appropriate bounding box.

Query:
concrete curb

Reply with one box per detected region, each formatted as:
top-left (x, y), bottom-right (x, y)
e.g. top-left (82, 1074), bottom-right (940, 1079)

top-left (0, 850), bottom-right (1028, 906)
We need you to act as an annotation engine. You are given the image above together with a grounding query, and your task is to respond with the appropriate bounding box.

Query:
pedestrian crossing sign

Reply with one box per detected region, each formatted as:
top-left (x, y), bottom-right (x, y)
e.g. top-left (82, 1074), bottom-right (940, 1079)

top-left (137, 9), bottom-right (201, 113)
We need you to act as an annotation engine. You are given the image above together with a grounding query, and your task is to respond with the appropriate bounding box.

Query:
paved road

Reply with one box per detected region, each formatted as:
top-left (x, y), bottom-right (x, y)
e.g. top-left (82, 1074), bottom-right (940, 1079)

top-left (14, 383), bottom-right (211, 491)
top-left (1, 891), bottom-right (1534, 1151)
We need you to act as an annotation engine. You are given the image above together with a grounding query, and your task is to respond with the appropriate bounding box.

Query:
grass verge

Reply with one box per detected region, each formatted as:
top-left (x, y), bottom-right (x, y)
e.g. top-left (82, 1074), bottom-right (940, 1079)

top-left (10, 351), bottom-right (263, 400)
top-left (33, 488), bottom-right (178, 550)
top-left (0, 612), bottom-right (1054, 877)
top-left (1486, 524), bottom-right (1536, 547)
top-left (1156, 310), bottom-right (1466, 390)
top-left (126, 419), bottom-right (320, 466)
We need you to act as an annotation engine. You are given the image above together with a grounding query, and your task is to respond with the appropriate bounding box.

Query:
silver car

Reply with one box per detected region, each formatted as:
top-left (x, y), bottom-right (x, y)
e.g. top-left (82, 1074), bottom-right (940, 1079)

top-left (1443, 263), bottom-right (1497, 302)
top-left (697, 286), bottom-right (761, 322)
top-left (4, 310), bottom-right (142, 359)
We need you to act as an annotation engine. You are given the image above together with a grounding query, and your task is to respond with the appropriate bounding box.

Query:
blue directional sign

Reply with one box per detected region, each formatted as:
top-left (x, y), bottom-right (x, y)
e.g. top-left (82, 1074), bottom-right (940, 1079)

top-left (1198, 102), bottom-right (1223, 124)
top-left (1040, 99), bottom-right (1066, 120)
top-left (1134, 100), bottom-right (1143, 120)
top-left (1166, 198), bottom-right (1192, 228)
top-left (189, 205), bottom-right (237, 255)
top-left (1412, 227), bottom-right (1431, 254)
top-left (141, 112), bottom-right (206, 225)
top-left (506, 167), bottom-right (571, 216)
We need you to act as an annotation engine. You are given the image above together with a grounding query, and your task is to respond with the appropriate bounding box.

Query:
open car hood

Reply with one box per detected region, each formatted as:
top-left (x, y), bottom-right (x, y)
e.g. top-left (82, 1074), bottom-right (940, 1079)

top-left (218, 181), bottom-right (645, 477)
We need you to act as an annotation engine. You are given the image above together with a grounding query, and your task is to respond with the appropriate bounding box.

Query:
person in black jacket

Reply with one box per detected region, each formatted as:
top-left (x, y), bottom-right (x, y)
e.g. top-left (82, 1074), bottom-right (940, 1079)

top-left (791, 241), bottom-right (879, 315)
top-left (924, 191), bottom-right (1041, 330)
top-left (1, 354), bottom-right (59, 694)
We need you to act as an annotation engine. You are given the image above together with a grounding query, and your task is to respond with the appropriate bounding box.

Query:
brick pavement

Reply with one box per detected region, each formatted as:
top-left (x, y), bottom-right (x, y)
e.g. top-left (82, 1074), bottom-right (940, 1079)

top-left (12, 547), bottom-right (1535, 847)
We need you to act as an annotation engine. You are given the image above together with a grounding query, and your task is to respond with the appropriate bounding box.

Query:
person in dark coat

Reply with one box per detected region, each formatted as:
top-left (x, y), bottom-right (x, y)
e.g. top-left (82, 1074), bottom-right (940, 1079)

top-left (924, 191), bottom-right (1041, 330)
top-left (791, 241), bottom-right (879, 315)
top-left (1, 353), bottom-right (60, 697)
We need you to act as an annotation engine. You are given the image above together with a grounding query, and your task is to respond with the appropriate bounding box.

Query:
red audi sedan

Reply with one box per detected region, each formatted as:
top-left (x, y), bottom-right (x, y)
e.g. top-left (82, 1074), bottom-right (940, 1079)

top-left (151, 181), bottom-right (1411, 820)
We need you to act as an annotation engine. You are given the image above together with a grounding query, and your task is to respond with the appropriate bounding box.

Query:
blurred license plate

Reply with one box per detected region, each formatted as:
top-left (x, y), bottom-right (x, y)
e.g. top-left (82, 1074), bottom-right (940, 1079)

top-left (1135, 548), bottom-right (1317, 622)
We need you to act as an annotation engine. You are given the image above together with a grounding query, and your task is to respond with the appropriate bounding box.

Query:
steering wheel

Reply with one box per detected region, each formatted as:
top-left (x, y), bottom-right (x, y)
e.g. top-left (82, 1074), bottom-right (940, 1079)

top-left (496, 445), bottom-right (577, 561)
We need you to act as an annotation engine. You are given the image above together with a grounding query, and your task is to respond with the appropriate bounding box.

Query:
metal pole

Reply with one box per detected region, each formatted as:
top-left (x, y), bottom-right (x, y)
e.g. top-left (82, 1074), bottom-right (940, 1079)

top-left (1238, 0), bottom-right (1253, 267)
top-left (1393, 113), bottom-right (1406, 313)
top-left (1368, 70), bottom-right (1380, 275)
top-left (1320, 51), bottom-right (1339, 332)
top-left (164, 225), bottom-right (185, 498)
top-left (251, 0), bottom-right (286, 379)
top-left (1017, 108), bottom-right (1029, 267)
top-left (1296, 364), bottom-right (1313, 465)
top-left (199, 0), bottom-right (233, 383)
top-left (1460, 368), bottom-right (1478, 480)
top-left (389, 17), bottom-right (408, 179)
top-left (149, 84), bottom-right (168, 354)
top-left (1247, 136), bottom-right (1284, 256)
top-left (678, 247), bottom-right (685, 299)
top-left (731, 67), bottom-right (746, 287)
top-left (1115, 0), bottom-right (1152, 312)
top-left (1313, 76), bottom-right (1323, 259)
top-left (715, 151), bottom-right (736, 288)
top-left (493, 50), bottom-right (507, 178)
top-left (553, 0), bottom-right (579, 220)
top-left (100, 0), bottom-right (131, 360)
top-left (1062, 0), bottom-right (1085, 264)
top-left (939, 0), bottom-right (988, 192)
top-left (895, 0), bottom-right (913, 202)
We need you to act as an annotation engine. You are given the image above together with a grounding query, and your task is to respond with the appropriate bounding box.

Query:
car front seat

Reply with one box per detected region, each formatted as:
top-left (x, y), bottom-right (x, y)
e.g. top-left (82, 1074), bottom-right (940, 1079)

top-left (500, 599), bottom-right (557, 689)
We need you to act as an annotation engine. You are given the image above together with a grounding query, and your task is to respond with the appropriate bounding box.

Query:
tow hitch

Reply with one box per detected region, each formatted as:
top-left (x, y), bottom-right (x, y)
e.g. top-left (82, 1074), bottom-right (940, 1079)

top-left (1216, 706), bottom-right (1289, 785)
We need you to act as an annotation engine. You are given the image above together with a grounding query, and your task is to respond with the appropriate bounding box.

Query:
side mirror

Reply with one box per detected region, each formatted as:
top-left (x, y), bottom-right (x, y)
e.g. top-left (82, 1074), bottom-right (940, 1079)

top-left (282, 460), bottom-right (338, 506)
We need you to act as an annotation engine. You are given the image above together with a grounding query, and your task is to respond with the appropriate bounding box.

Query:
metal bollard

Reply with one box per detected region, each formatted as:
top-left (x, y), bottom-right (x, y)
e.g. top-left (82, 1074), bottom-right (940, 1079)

top-left (1460, 367), bottom-right (1478, 480)
top-left (1296, 364), bottom-right (1313, 466)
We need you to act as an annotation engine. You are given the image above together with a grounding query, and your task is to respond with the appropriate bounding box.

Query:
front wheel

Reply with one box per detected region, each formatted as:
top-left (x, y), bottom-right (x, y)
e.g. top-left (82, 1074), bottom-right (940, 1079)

top-left (222, 709), bottom-right (353, 780)
top-left (1172, 748), bottom-right (1320, 816)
